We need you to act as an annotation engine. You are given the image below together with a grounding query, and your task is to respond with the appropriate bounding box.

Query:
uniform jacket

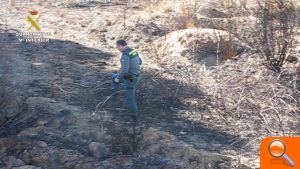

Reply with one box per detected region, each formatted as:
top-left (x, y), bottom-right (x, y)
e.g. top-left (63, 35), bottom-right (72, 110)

top-left (118, 47), bottom-right (142, 79)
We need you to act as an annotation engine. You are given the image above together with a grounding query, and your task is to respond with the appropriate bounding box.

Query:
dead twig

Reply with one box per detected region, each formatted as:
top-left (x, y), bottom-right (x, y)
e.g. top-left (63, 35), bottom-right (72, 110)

top-left (52, 82), bottom-right (73, 94)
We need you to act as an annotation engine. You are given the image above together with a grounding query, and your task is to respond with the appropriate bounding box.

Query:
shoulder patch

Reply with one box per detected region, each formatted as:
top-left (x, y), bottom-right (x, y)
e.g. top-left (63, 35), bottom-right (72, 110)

top-left (128, 49), bottom-right (138, 58)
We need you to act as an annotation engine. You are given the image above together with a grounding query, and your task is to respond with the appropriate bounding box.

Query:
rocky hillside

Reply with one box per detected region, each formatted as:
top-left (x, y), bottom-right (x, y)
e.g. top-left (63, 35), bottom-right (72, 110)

top-left (0, 0), bottom-right (299, 169)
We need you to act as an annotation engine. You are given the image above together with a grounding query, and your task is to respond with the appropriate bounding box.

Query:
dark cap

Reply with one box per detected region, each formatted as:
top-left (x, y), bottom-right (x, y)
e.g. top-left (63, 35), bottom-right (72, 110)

top-left (116, 39), bottom-right (127, 46)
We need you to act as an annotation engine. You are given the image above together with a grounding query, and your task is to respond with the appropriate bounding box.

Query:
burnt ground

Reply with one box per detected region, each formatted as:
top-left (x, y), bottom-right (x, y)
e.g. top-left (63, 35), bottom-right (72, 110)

top-left (0, 29), bottom-right (250, 168)
top-left (1, 1), bottom-right (299, 168)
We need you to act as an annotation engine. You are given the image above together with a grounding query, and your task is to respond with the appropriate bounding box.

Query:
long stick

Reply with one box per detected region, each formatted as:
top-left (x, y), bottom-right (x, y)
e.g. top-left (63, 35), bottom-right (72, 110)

top-left (92, 90), bottom-right (124, 116)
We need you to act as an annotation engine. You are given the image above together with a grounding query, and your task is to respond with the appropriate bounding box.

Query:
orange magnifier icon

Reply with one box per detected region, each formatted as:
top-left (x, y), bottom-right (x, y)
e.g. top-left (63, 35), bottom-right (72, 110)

top-left (269, 139), bottom-right (295, 167)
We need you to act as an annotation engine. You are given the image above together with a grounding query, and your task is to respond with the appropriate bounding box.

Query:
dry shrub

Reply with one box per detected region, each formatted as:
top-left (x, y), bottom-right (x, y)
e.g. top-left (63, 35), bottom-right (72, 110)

top-left (111, 127), bottom-right (143, 155)
top-left (174, 0), bottom-right (202, 29)
top-left (254, 0), bottom-right (299, 72)
top-left (222, 19), bottom-right (239, 60)
top-left (176, 1), bottom-right (198, 29)
top-left (223, 33), bottom-right (237, 60)
top-left (188, 54), bottom-right (299, 137)
top-left (148, 43), bottom-right (167, 65)
top-left (144, 0), bottom-right (200, 29)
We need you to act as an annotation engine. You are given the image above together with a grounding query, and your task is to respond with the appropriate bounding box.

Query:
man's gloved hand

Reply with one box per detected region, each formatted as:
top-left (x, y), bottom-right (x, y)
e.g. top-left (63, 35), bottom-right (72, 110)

top-left (113, 77), bottom-right (120, 83)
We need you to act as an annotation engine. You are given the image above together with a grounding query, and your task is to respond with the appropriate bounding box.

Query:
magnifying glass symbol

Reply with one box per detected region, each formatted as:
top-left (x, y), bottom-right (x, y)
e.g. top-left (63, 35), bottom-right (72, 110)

top-left (269, 139), bottom-right (295, 167)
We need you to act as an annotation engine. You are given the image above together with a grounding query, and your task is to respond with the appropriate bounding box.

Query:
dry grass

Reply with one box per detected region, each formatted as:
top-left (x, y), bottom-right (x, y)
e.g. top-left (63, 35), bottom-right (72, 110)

top-left (180, 54), bottom-right (299, 145)
top-left (141, 1), bottom-right (299, 142)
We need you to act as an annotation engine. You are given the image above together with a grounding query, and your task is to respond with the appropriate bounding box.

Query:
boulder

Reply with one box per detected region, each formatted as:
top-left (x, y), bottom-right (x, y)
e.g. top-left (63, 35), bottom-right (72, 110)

top-left (88, 142), bottom-right (110, 158)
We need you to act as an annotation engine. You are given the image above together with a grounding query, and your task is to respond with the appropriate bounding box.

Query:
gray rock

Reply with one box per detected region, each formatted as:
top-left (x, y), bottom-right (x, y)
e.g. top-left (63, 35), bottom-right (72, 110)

top-left (88, 142), bottom-right (110, 158)
top-left (36, 141), bottom-right (48, 148)
top-left (6, 156), bottom-right (25, 168)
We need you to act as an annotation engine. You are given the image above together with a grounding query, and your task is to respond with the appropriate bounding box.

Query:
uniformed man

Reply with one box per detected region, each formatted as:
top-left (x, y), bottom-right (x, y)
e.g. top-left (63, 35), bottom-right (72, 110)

top-left (112, 39), bottom-right (142, 117)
